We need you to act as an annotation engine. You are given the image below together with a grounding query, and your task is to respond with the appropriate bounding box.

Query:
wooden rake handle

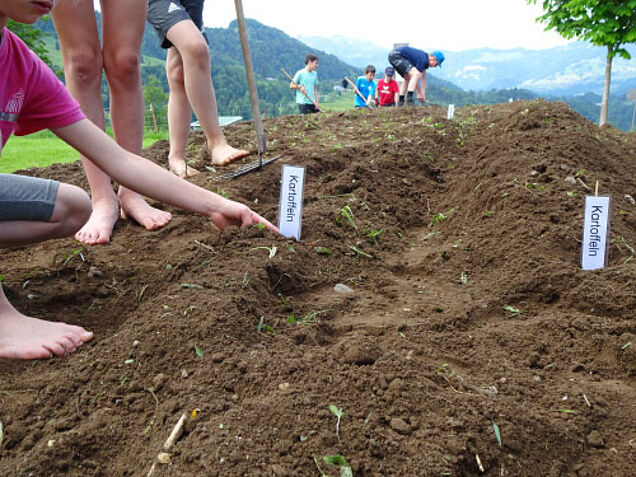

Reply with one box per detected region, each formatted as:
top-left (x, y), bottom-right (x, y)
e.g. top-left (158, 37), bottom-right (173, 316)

top-left (280, 67), bottom-right (320, 109)
top-left (344, 76), bottom-right (375, 107)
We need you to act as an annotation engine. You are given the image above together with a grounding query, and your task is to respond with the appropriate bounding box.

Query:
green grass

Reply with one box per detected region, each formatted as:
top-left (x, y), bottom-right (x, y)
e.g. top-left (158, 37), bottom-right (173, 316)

top-left (321, 91), bottom-right (357, 112)
top-left (1, 129), bottom-right (168, 173)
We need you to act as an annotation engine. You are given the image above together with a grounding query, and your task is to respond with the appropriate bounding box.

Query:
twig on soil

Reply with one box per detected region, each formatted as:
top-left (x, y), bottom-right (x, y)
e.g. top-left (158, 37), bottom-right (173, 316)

top-left (194, 240), bottom-right (217, 253)
top-left (476, 454), bottom-right (485, 473)
top-left (146, 412), bottom-right (187, 476)
top-left (582, 393), bottom-right (591, 408)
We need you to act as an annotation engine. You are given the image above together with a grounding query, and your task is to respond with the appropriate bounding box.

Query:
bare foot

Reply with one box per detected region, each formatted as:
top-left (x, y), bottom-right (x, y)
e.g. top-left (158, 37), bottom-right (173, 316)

top-left (119, 190), bottom-right (172, 231)
top-left (75, 197), bottom-right (119, 245)
top-left (168, 157), bottom-right (200, 178)
top-left (210, 143), bottom-right (250, 167)
top-left (0, 306), bottom-right (93, 360)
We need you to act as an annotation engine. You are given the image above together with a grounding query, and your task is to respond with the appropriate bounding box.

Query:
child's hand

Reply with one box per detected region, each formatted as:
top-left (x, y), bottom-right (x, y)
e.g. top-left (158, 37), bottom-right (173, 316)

top-left (418, 93), bottom-right (426, 102)
top-left (209, 199), bottom-right (279, 234)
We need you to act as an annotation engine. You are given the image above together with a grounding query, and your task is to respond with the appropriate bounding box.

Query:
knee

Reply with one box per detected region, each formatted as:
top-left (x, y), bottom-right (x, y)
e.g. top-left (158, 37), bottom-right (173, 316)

top-left (180, 39), bottom-right (210, 71)
top-left (167, 60), bottom-right (185, 87)
top-left (56, 184), bottom-right (91, 236)
top-left (104, 49), bottom-right (141, 84)
top-left (63, 48), bottom-right (103, 83)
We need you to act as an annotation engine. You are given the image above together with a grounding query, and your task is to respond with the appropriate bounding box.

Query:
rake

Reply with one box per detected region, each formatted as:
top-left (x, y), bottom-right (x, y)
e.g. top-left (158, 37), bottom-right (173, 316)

top-left (216, 0), bottom-right (282, 180)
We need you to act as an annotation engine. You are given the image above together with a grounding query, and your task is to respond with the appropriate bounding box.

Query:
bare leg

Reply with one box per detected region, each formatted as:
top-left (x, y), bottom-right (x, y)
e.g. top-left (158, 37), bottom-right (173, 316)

top-left (399, 73), bottom-right (411, 96)
top-left (52, 0), bottom-right (118, 245)
top-left (101, 1), bottom-right (172, 228)
top-left (166, 47), bottom-right (199, 178)
top-left (165, 21), bottom-right (249, 166)
top-left (0, 184), bottom-right (93, 360)
top-left (53, 0), bottom-right (171, 245)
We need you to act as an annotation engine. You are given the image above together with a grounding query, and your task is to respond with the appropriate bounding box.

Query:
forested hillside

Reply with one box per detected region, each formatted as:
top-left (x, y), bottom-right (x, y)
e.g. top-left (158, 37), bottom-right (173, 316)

top-left (20, 15), bottom-right (634, 129)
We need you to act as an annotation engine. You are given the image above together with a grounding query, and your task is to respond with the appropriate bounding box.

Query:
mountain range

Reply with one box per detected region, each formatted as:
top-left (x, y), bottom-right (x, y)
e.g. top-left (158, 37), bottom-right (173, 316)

top-left (299, 35), bottom-right (636, 98)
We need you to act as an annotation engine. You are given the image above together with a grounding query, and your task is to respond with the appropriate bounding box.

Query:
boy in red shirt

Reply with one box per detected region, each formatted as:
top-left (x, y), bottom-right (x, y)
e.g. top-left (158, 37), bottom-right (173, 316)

top-left (375, 66), bottom-right (400, 107)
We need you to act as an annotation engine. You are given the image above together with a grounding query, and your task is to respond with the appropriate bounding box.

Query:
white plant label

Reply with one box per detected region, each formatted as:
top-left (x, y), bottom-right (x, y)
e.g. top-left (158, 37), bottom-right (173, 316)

top-left (278, 165), bottom-right (306, 241)
top-left (581, 195), bottom-right (611, 270)
top-left (447, 104), bottom-right (455, 120)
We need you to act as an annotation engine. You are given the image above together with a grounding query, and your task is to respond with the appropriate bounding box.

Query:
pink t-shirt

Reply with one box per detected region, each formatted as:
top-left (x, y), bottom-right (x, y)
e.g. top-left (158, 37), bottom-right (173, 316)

top-left (0, 27), bottom-right (85, 154)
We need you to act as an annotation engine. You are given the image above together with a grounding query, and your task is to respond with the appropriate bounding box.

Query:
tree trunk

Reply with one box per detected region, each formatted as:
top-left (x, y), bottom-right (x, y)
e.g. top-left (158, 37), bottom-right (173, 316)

top-left (600, 46), bottom-right (613, 126)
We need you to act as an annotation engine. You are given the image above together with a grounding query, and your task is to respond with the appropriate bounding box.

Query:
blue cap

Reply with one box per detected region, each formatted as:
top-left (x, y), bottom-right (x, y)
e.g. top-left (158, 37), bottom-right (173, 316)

top-left (432, 50), bottom-right (445, 67)
top-left (385, 66), bottom-right (395, 76)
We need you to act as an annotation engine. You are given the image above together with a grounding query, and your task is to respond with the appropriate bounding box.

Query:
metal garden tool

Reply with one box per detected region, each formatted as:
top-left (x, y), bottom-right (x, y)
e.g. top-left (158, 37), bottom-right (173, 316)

top-left (214, 0), bottom-right (282, 180)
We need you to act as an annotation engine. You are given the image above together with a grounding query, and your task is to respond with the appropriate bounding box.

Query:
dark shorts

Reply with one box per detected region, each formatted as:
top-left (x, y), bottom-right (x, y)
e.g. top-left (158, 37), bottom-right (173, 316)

top-left (388, 49), bottom-right (413, 77)
top-left (298, 104), bottom-right (319, 115)
top-left (0, 174), bottom-right (59, 221)
top-left (147, 0), bottom-right (207, 49)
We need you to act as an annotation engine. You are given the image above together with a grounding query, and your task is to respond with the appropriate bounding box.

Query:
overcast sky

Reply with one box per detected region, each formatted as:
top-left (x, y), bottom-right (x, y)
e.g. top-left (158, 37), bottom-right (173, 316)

top-left (198, 0), bottom-right (572, 51)
top-left (93, 0), bottom-right (572, 52)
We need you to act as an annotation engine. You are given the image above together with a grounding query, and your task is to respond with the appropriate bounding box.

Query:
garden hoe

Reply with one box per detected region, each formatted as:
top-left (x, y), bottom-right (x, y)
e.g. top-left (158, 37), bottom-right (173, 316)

top-left (280, 67), bottom-right (321, 112)
top-left (213, 0), bottom-right (282, 180)
top-left (343, 76), bottom-right (376, 108)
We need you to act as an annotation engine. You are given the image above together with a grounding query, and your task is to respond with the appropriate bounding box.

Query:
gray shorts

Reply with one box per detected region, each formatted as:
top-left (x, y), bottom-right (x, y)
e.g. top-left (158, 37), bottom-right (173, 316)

top-left (0, 174), bottom-right (59, 221)
top-left (388, 49), bottom-right (413, 78)
top-left (147, 0), bottom-right (207, 49)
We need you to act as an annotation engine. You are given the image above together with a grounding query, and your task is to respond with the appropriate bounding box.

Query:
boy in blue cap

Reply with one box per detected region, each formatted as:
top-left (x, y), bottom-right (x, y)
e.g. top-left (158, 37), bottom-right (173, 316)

top-left (388, 46), bottom-right (444, 106)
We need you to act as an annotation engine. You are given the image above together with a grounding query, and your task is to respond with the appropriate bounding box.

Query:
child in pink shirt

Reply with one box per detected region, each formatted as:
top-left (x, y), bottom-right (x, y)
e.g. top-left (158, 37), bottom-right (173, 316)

top-left (0, 0), bottom-right (278, 360)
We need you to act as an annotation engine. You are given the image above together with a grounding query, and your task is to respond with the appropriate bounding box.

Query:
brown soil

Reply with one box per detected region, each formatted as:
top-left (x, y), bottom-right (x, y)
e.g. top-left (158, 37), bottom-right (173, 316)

top-left (1, 100), bottom-right (635, 477)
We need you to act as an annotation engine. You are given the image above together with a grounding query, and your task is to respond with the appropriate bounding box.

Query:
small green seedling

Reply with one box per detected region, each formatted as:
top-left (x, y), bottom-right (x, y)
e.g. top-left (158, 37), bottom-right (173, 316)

top-left (62, 245), bottom-right (85, 266)
top-left (250, 245), bottom-right (277, 259)
top-left (137, 284), bottom-right (149, 302)
top-left (204, 165), bottom-right (216, 173)
top-left (314, 246), bottom-right (333, 255)
top-left (216, 187), bottom-right (229, 199)
top-left (460, 272), bottom-right (468, 284)
top-left (183, 305), bottom-right (195, 316)
top-left (329, 405), bottom-right (344, 443)
top-left (430, 207), bottom-right (457, 227)
top-left (558, 409), bottom-right (577, 414)
top-left (194, 345), bottom-right (203, 358)
top-left (341, 205), bottom-right (358, 231)
top-left (484, 210), bottom-right (494, 218)
top-left (503, 305), bottom-right (527, 318)
top-left (287, 309), bottom-right (330, 326)
top-left (574, 169), bottom-right (585, 178)
top-left (314, 454), bottom-right (353, 477)
top-left (621, 342), bottom-right (632, 351)
top-left (491, 419), bottom-right (502, 447)
top-left (349, 245), bottom-right (372, 258)
top-left (366, 228), bottom-right (384, 245)
top-left (256, 316), bottom-right (275, 333)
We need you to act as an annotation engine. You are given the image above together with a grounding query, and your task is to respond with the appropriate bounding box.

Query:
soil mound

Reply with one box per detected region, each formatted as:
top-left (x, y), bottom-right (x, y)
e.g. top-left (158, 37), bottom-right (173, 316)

top-left (1, 100), bottom-right (635, 476)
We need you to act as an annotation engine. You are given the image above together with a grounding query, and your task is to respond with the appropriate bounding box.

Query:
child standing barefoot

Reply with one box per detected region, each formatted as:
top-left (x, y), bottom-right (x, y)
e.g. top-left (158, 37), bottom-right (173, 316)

top-left (51, 0), bottom-right (172, 244)
top-left (0, 0), bottom-right (278, 359)
top-left (147, 0), bottom-right (249, 178)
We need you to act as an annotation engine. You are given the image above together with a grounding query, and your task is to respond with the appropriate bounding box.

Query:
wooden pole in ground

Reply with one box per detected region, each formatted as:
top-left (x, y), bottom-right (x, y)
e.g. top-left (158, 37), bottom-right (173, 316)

top-left (150, 104), bottom-right (159, 133)
top-left (234, 0), bottom-right (266, 168)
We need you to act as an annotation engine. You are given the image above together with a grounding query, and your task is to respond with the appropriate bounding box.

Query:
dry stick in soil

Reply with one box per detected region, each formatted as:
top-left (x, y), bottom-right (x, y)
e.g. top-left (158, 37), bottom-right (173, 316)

top-left (344, 76), bottom-right (375, 108)
top-left (146, 412), bottom-right (187, 476)
top-left (280, 67), bottom-right (321, 111)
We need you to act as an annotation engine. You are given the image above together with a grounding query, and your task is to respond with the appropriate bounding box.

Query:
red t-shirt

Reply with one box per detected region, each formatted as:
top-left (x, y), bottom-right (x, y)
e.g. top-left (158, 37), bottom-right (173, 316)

top-left (0, 28), bottom-right (84, 154)
top-left (377, 78), bottom-right (399, 106)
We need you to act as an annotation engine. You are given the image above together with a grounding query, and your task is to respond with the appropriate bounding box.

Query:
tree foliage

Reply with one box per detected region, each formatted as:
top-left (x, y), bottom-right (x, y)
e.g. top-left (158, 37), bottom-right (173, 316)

top-left (7, 18), bottom-right (53, 69)
top-left (528, 0), bottom-right (636, 59)
top-left (527, 0), bottom-right (636, 125)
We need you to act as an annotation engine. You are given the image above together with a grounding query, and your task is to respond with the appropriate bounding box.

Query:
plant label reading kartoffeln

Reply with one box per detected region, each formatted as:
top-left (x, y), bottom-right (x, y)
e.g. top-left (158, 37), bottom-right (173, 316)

top-left (447, 104), bottom-right (455, 120)
top-left (278, 165), bottom-right (306, 241)
top-left (581, 195), bottom-right (611, 270)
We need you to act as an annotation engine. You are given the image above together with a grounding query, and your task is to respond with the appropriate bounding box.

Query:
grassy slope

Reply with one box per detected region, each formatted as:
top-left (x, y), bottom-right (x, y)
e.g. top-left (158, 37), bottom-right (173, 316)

top-left (1, 130), bottom-right (168, 173)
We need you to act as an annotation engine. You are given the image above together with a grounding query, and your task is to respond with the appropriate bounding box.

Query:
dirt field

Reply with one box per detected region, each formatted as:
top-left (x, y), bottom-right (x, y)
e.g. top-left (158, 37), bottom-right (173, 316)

top-left (1, 100), bottom-right (635, 476)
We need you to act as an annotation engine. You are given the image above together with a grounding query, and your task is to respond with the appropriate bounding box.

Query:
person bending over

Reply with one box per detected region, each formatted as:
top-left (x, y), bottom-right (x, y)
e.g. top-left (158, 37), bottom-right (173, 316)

top-left (388, 46), bottom-right (444, 106)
